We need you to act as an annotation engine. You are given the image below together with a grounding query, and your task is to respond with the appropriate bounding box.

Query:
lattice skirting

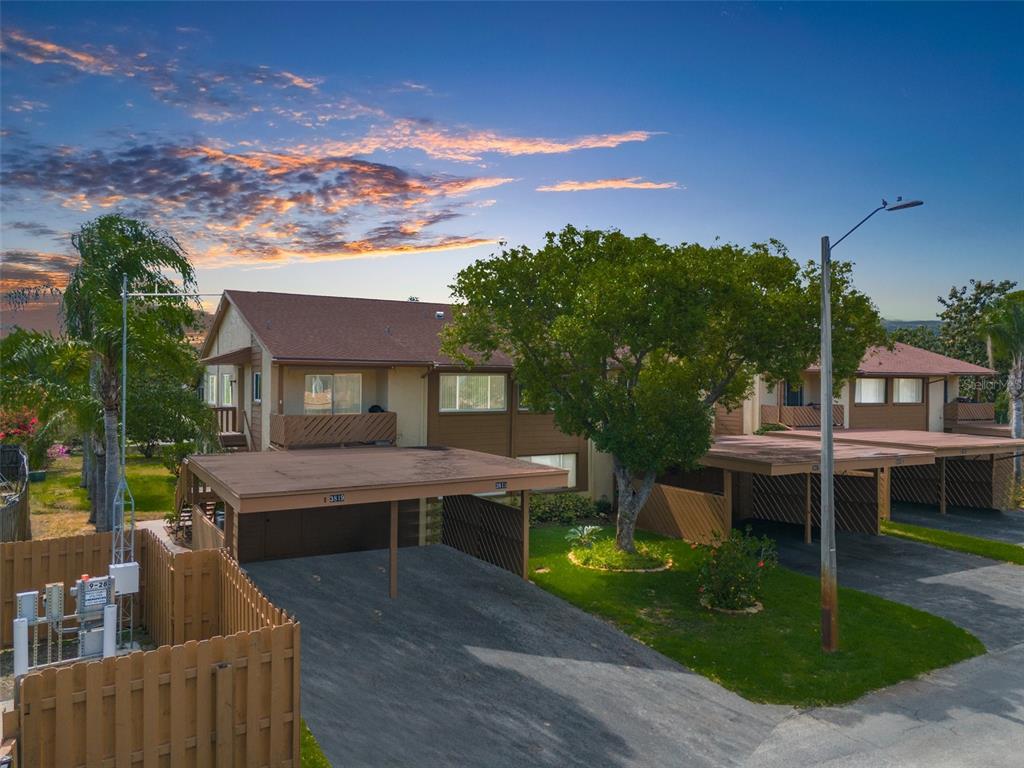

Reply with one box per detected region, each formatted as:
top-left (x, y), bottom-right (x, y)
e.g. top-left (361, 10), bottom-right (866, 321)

top-left (442, 495), bottom-right (524, 576)
top-left (745, 472), bottom-right (880, 535)
top-left (892, 454), bottom-right (1015, 510)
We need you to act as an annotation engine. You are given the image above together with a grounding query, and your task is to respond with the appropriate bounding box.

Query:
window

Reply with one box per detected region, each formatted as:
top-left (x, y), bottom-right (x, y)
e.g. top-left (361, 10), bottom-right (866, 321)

top-left (855, 378), bottom-right (886, 404)
top-left (439, 373), bottom-right (506, 412)
top-left (893, 377), bottom-right (923, 404)
top-left (332, 373), bottom-right (362, 414)
top-left (518, 453), bottom-right (577, 489)
top-left (304, 373), bottom-right (362, 415)
top-left (222, 374), bottom-right (233, 406)
top-left (206, 374), bottom-right (217, 405)
top-left (252, 371), bottom-right (262, 403)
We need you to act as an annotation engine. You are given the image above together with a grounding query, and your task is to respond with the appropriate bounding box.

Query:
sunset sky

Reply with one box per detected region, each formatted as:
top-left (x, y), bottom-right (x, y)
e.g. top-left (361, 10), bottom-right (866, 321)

top-left (2, 2), bottom-right (1021, 320)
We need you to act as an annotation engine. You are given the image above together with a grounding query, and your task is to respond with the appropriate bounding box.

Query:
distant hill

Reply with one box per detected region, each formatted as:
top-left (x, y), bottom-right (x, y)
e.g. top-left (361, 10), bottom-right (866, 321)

top-left (882, 319), bottom-right (942, 333)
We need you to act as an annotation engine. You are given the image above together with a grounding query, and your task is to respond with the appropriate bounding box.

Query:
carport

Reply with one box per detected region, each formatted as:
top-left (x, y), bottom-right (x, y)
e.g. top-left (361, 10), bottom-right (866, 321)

top-left (181, 446), bottom-right (568, 596)
top-left (776, 429), bottom-right (1024, 513)
top-left (640, 435), bottom-right (932, 543)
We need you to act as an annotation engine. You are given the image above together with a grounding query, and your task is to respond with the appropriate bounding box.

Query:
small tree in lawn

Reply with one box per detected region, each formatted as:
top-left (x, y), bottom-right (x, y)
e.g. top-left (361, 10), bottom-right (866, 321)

top-left (981, 292), bottom-right (1024, 482)
top-left (442, 226), bottom-right (882, 553)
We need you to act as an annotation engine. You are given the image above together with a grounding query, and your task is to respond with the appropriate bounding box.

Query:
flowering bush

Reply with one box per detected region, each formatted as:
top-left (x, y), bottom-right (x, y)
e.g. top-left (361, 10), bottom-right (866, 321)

top-left (46, 443), bottom-right (70, 463)
top-left (0, 407), bottom-right (39, 445)
top-left (696, 527), bottom-right (778, 611)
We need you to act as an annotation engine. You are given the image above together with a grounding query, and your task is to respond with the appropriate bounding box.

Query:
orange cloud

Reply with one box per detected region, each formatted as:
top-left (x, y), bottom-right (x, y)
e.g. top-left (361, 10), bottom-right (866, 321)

top-left (196, 235), bottom-right (497, 269)
top-left (536, 177), bottom-right (679, 192)
top-left (0, 250), bottom-right (79, 292)
top-left (307, 121), bottom-right (657, 162)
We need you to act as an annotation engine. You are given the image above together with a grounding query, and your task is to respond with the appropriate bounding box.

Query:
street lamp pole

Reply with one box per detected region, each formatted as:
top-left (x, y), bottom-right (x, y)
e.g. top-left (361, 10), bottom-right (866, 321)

top-left (819, 196), bottom-right (922, 653)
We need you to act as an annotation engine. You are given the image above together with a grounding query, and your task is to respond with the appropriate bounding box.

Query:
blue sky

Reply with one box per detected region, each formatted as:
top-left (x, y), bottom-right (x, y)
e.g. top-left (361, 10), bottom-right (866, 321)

top-left (1, 2), bottom-right (1021, 319)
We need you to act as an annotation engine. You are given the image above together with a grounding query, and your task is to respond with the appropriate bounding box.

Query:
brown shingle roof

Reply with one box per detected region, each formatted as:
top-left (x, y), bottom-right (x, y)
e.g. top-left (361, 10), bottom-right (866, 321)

top-left (807, 342), bottom-right (995, 377)
top-left (217, 290), bottom-right (512, 367)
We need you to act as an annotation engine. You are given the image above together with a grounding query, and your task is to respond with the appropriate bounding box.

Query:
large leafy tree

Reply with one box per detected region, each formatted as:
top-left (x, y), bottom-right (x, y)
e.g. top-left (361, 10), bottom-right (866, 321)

top-left (63, 215), bottom-right (199, 531)
top-left (981, 292), bottom-right (1024, 481)
top-left (442, 226), bottom-right (882, 551)
top-left (886, 325), bottom-right (942, 353)
top-left (127, 369), bottom-right (217, 458)
top-left (938, 279), bottom-right (1017, 398)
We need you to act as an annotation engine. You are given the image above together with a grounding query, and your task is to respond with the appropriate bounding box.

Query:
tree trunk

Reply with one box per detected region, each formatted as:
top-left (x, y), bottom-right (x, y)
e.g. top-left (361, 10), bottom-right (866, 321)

top-left (81, 433), bottom-right (91, 488)
top-left (612, 455), bottom-right (657, 553)
top-left (89, 441), bottom-right (104, 526)
top-left (1009, 356), bottom-right (1023, 483)
top-left (100, 406), bottom-right (120, 533)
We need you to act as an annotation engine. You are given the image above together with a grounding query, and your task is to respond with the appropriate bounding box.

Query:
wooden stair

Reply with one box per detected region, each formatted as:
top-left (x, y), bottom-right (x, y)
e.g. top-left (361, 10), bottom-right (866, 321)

top-left (218, 431), bottom-right (249, 451)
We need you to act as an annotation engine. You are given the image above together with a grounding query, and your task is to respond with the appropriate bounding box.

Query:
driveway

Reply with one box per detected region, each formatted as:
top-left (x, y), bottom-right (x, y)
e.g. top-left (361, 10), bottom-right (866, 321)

top-left (246, 542), bottom-right (1024, 768)
top-left (892, 501), bottom-right (1024, 545)
top-left (772, 528), bottom-right (1024, 650)
top-left (246, 545), bottom-right (788, 768)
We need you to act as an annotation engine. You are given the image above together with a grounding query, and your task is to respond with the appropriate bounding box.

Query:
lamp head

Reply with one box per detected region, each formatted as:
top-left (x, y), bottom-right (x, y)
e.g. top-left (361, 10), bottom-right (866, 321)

top-left (883, 196), bottom-right (924, 211)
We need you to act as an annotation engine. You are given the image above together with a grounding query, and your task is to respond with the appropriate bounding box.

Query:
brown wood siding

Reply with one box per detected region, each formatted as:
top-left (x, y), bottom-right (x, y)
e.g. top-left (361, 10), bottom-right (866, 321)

top-left (426, 372), bottom-right (589, 490)
top-left (513, 412), bottom-right (589, 490)
top-left (250, 337), bottom-right (263, 449)
top-left (237, 500), bottom-right (420, 562)
top-left (713, 404), bottom-right (744, 435)
top-left (849, 378), bottom-right (928, 431)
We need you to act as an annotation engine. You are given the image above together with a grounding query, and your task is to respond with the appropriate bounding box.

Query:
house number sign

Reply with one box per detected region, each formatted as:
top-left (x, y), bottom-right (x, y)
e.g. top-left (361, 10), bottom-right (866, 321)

top-left (495, 481), bottom-right (507, 490)
top-left (325, 493), bottom-right (346, 503)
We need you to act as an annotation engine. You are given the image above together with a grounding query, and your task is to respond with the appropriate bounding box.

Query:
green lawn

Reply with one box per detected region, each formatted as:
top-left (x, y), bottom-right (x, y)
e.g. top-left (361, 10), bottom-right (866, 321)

top-left (30, 454), bottom-right (176, 538)
top-left (301, 720), bottom-right (331, 768)
top-left (882, 520), bottom-right (1024, 566)
top-left (529, 527), bottom-right (984, 706)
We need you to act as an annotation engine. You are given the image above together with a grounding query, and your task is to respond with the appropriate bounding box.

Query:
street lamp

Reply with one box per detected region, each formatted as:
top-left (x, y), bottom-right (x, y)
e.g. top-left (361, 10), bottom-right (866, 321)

top-left (819, 196), bottom-right (923, 653)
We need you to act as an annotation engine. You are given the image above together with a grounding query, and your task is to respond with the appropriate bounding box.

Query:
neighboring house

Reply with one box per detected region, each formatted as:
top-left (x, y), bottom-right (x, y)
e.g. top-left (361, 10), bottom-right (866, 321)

top-left (714, 342), bottom-right (996, 435)
top-left (200, 290), bottom-right (614, 500)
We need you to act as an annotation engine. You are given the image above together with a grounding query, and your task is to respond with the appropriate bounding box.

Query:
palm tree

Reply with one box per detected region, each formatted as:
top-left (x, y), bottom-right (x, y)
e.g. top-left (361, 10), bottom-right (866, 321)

top-left (62, 215), bottom-right (198, 531)
top-left (982, 292), bottom-right (1024, 483)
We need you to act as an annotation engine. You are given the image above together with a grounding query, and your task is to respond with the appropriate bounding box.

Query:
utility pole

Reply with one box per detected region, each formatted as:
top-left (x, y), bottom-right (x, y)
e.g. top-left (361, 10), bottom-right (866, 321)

top-left (818, 196), bottom-right (922, 653)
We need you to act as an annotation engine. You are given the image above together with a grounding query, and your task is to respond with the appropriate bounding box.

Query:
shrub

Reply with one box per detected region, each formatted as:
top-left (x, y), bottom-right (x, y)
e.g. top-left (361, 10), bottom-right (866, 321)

top-left (528, 491), bottom-right (595, 524)
top-left (161, 441), bottom-right (196, 477)
top-left (565, 525), bottom-right (603, 548)
top-left (696, 527), bottom-right (778, 611)
top-left (755, 422), bottom-right (788, 435)
top-left (593, 496), bottom-right (614, 520)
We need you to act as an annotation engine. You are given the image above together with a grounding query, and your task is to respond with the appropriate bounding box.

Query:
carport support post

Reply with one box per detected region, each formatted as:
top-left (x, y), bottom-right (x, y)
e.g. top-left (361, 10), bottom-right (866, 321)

top-left (390, 500), bottom-right (399, 598)
top-left (938, 457), bottom-right (947, 515)
top-left (520, 490), bottom-right (530, 580)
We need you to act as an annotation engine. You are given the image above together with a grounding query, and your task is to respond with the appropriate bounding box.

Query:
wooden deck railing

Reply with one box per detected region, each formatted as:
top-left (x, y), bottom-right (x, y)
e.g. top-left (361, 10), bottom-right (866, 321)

top-left (211, 405), bottom-right (237, 433)
top-left (760, 404), bottom-right (844, 428)
top-left (944, 401), bottom-right (995, 423)
top-left (269, 411), bottom-right (397, 448)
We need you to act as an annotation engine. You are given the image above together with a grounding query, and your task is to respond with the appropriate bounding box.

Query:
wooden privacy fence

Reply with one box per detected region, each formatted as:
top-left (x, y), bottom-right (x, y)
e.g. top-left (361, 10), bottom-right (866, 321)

top-left (892, 454), bottom-right (1014, 511)
top-left (1, 533), bottom-right (113, 647)
top-left (269, 411), bottom-right (397, 448)
top-left (637, 483), bottom-right (731, 545)
top-left (747, 471), bottom-right (884, 535)
top-left (193, 512), bottom-right (226, 552)
top-left (4, 529), bottom-right (301, 767)
top-left (442, 494), bottom-right (526, 578)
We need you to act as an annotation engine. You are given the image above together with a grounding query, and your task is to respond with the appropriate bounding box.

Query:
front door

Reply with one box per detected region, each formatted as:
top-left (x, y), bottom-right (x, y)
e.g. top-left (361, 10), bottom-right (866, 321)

top-left (928, 379), bottom-right (944, 432)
